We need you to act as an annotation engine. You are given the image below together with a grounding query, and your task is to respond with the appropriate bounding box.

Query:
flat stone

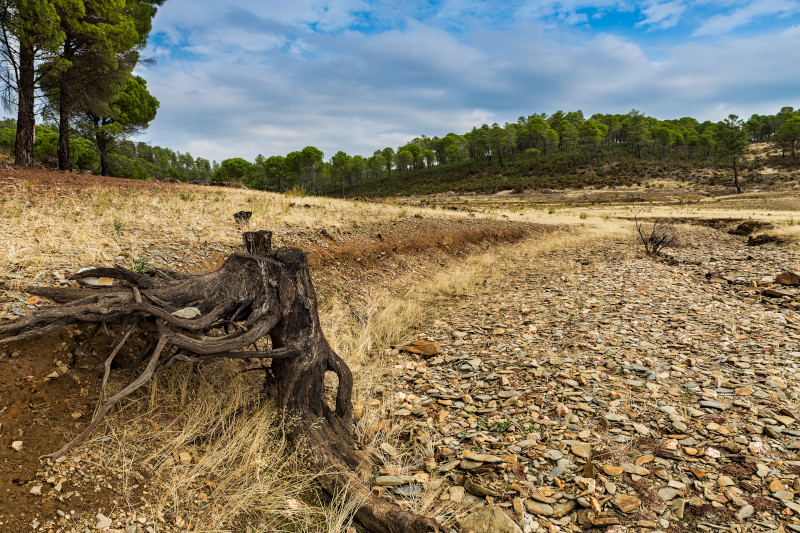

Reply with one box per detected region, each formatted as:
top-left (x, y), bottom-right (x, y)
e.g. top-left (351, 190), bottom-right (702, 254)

top-left (437, 460), bottom-right (460, 474)
top-left (459, 504), bottom-right (522, 533)
top-left (525, 500), bottom-right (554, 516)
top-left (374, 475), bottom-right (415, 486)
top-left (622, 463), bottom-right (650, 476)
top-left (394, 484), bottom-right (422, 497)
top-left (671, 498), bottom-right (685, 519)
top-left (448, 485), bottom-right (465, 503)
top-left (380, 442), bottom-right (398, 456)
top-left (95, 513), bottom-right (112, 530)
top-left (718, 476), bottom-right (735, 487)
top-left (571, 442), bottom-right (592, 459)
top-left (460, 459), bottom-right (483, 470)
top-left (172, 306), bottom-right (201, 319)
top-left (462, 450), bottom-right (504, 463)
top-left (735, 504), bottom-right (754, 521)
top-left (657, 487), bottom-right (680, 502)
top-left (603, 465), bottom-right (624, 476)
top-left (700, 401), bottom-right (728, 411)
top-left (552, 500), bottom-right (577, 518)
top-left (543, 449), bottom-right (563, 461)
top-left (10, 441), bottom-right (22, 451)
top-left (611, 494), bottom-right (640, 513)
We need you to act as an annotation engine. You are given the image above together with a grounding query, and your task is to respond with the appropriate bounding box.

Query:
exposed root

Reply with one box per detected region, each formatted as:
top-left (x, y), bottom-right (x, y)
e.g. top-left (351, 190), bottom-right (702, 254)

top-left (0, 234), bottom-right (440, 532)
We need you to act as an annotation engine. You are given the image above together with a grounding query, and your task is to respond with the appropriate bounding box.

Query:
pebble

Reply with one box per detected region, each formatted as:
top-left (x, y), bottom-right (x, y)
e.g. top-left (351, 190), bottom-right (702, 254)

top-left (525, 500), bottom-right (554, 516)
top-left (95, 513), bottom-right (112, 530)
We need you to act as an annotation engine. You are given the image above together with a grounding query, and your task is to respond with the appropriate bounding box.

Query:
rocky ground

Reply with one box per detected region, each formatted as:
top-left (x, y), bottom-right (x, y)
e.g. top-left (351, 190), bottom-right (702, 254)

top-left (376, 224), bottom-right (800, 532)
top-left (2, 165), bottom-right (800, 532)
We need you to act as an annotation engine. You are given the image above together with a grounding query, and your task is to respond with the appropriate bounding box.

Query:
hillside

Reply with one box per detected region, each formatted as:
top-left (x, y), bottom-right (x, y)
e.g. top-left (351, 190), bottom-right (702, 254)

top-left (1, 165), bottom-right (800, 532)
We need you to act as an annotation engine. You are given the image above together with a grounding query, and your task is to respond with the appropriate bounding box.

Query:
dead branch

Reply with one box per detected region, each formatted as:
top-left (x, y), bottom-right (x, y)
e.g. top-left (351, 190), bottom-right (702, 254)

top-left (634, 215), bottom-right (679, 257)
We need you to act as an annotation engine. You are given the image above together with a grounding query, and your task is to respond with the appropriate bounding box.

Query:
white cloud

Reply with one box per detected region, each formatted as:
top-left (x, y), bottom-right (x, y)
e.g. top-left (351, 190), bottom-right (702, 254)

top-left (136, 1), bottom-right (800, 161)
top-left (694, 0), bottom-right (800, 35)
top-left (637, 1), bottom-right (686, 28)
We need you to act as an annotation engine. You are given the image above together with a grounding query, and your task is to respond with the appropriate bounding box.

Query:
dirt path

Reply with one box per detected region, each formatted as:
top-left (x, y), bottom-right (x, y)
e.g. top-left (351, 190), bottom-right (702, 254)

top-left (376, 225), bottom-right (800, 532)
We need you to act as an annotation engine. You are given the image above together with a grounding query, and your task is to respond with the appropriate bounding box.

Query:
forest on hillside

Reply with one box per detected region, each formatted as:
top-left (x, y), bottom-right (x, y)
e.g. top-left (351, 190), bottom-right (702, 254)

top-left (3, 106), bottom-right (799, 195)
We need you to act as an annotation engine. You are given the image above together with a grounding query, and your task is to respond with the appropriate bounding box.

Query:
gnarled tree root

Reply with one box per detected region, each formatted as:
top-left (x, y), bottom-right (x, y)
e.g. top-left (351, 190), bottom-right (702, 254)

top-left (0, 237), bottom-right (440, 533)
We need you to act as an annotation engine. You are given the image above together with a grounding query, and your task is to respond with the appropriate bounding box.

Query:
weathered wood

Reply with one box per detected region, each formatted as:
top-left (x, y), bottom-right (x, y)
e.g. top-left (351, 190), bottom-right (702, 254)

top-left (243, 230), bottom-right (273, 255)
top-left (0, 238), bottom-right (439, 533)
top-left (233, 210), bottom-right (252, 225)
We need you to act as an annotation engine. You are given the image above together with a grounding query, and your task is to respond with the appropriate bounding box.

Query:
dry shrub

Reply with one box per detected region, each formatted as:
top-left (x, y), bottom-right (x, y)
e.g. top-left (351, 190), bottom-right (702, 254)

top-left (634, 216), bottom-right (679, 256)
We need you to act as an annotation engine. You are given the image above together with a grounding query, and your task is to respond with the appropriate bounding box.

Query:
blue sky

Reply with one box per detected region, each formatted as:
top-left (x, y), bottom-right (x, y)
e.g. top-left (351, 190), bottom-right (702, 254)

top-left (138, 0), bottom-right (800, 162)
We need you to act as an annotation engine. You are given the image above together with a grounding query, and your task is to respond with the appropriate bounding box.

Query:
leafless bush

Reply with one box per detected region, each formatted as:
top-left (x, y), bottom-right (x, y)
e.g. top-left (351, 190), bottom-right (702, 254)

top-left (635, 216), bottom-right (679, 256)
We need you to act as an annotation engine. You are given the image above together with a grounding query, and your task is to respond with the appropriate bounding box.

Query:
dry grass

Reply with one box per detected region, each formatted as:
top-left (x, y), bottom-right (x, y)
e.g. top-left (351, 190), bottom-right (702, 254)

top-left (0, 180), bottom-right (466, 286)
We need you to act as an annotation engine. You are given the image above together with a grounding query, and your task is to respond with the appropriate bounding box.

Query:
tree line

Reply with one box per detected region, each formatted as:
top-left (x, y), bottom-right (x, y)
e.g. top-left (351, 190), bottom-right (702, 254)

top-left (2, 103), bottom-right (798, 193)
top-left (0, 0), bottom-right (163, 174)
top-left (214, 106), bottom-right (800, 195)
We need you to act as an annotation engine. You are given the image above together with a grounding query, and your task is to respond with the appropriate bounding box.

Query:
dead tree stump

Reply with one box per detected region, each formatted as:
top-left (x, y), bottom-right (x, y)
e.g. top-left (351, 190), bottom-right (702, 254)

top-left (243, 230), bottom-right (273, 255)
top-left (0, 237), bottom-right (439, 533)
top-left (233, 210), bottom-right (252, 225)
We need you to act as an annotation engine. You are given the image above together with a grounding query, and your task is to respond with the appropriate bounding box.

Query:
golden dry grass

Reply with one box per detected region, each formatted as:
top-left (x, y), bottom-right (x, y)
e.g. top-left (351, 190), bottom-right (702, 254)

top-left (0, 179), bottom-right (468, 286)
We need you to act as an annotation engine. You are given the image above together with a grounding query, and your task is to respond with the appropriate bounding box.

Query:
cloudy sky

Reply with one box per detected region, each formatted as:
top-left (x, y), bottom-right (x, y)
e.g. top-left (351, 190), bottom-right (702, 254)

top-left (139, 0), bottom-right (800, 162)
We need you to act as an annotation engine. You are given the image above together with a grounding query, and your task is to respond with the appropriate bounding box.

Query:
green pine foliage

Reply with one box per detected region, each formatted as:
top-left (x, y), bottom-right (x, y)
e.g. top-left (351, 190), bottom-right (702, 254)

top-left (1, 105), bottom-right (798, 194)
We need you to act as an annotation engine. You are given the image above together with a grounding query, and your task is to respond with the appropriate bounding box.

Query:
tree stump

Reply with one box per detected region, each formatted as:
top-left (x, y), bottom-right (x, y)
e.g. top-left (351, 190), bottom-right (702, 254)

top-left (0, 236), bottom-right (439, 533)
top-left (243, 230), bottom-right (273, 255)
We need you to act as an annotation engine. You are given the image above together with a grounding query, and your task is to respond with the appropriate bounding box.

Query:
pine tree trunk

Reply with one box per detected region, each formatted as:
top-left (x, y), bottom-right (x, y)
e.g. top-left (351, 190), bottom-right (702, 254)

top-left (96, 126), bottom-right (110, 176)
top-left (57, 40), bottom-right (74, 171)
top-left (15, 43), bottom-right (36, 167)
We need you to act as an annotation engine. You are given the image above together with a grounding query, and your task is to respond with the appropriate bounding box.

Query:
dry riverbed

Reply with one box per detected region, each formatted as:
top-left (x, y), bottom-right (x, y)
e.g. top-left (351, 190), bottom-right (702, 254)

top-left (373, 224), bottom-right (800, 532)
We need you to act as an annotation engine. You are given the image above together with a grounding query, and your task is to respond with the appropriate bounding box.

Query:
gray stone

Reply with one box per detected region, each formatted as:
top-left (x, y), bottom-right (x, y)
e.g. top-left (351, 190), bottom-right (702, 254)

top-left (374, 475), bottom-right (415, 486)
top-left (700, 401), bottom-right (728, 411)
top-left (95, 513), bottom-right (113, 530)
top-left (657, 487), bottom-right (680, 502)
top-left (543, 449), bottom-right (563, 461)
top-left (735, 504), bottom-right (754, 521)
